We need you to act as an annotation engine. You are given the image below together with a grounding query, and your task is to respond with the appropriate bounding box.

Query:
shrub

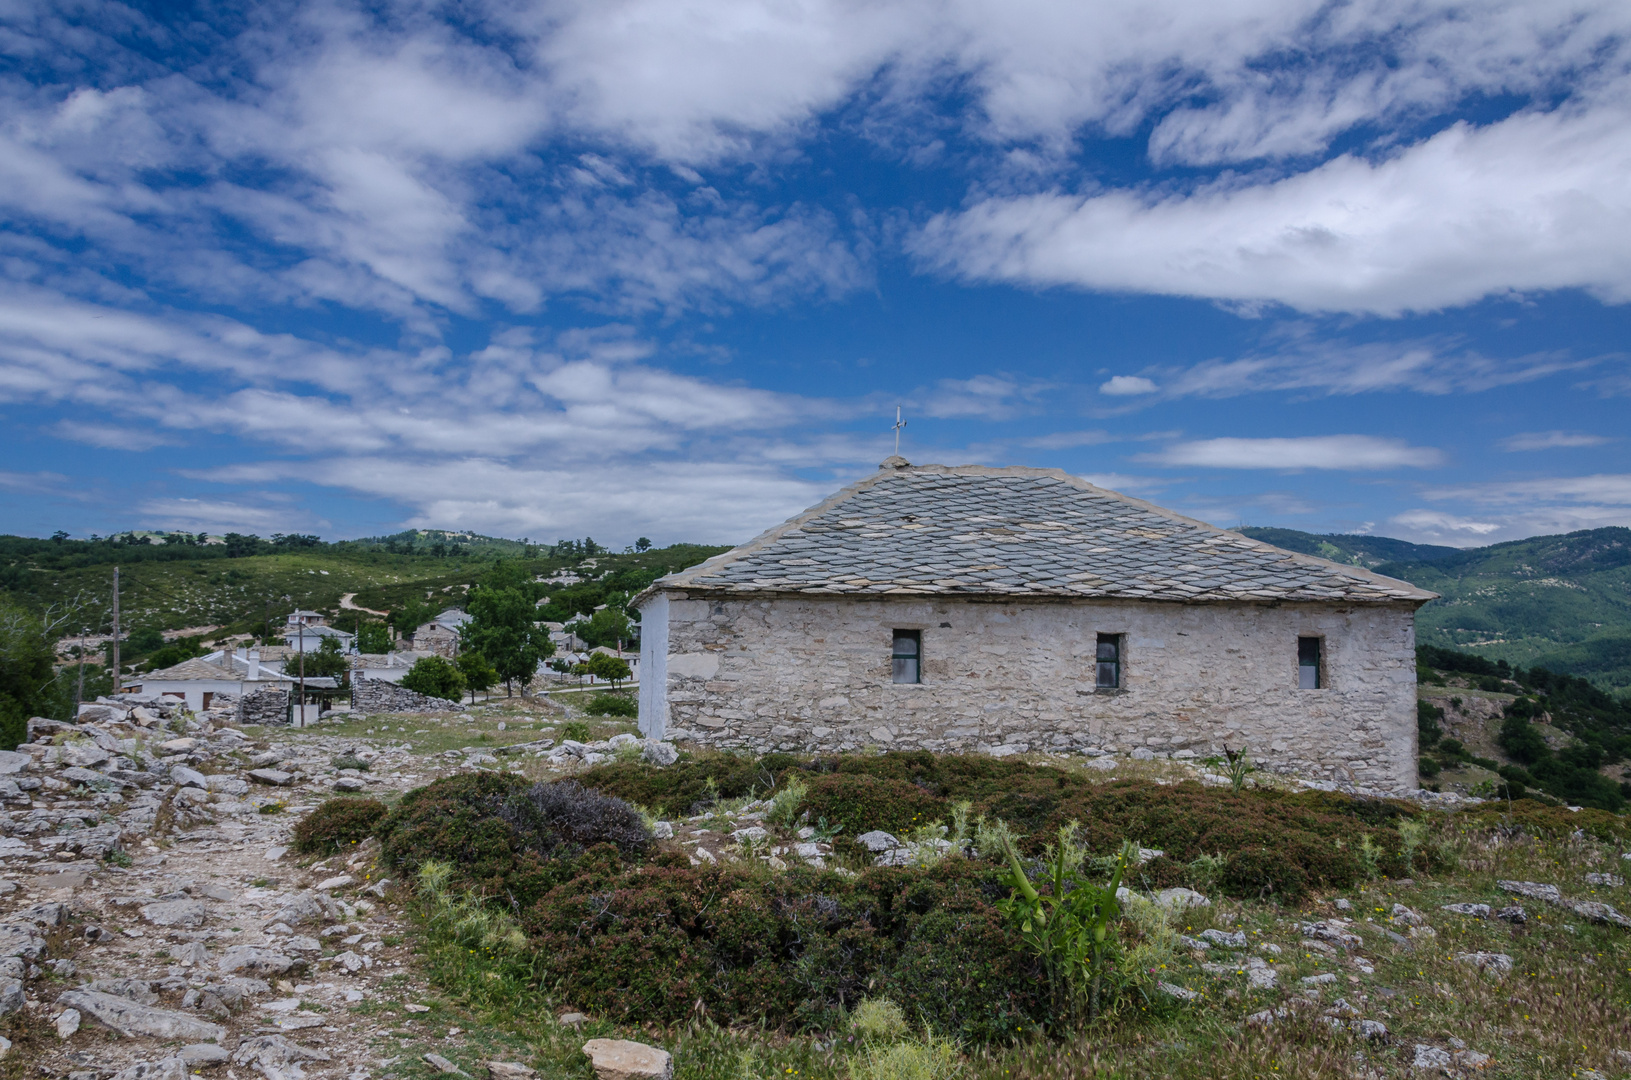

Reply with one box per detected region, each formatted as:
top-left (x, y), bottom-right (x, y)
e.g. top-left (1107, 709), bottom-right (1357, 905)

top-left (292, 797), bottom-right (388, 854)
top-left (1419, 756), bottom-right (1441, 778)
top-left (497, 780), bottom-right (652, 861)
top-left (578, 755), bottom-right (776, 814)
top-left (401, 656), bottom-right (466, 702)
top-left (852, 998), bottom-right (909, 1043)
top-left (331, 753), bottom-right (370, 772)
top-left (560, 720), bottom-right (590, 742)
top-left (378, 771), bottom-right (529, 881)
top-left (802, 773), bottom-right (950, 837)
top-left (584, 692), bottom-right (637, 718)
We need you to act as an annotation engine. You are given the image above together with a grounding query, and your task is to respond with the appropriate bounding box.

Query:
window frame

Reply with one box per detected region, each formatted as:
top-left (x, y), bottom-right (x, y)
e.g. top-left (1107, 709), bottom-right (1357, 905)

top-left (891, 629), bottom-right (922, 685)
top-left (1297, 636), bottom-right (1324, 690)
top-left (1095, 633), bottom-right (1122, 691)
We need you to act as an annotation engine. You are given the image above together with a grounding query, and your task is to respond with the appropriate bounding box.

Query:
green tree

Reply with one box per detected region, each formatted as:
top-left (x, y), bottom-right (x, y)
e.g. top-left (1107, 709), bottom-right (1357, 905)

top-left (456, 651), bottom-right (499, 703)
top-left (126, 625), bottom-right (165, 654)
top-left (294, 636), bottom-right (350, 680)
top-left (357, 622), bottom-right (392, 654)
top-left (461, 563), bottom-right (554, 695)
top-left (401, 656), bottom-right (466, 702)
top-left (569, 607), bottom-right (631, 650)
top-left (0, 600), bottom-right (66, 749)
top-left (390, 598), bottom-right (440, 642)
top-left (585, 652), bottom-right (632, 687)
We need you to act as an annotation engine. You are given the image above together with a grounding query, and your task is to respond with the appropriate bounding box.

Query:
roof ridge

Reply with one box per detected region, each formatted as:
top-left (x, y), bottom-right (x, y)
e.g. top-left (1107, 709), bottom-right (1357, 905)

top-left (634, 462), bottom-right (1438, 605)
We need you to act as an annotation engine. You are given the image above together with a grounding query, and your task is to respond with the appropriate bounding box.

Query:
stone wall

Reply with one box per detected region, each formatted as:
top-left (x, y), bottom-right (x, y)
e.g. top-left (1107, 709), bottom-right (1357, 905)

top-left (239, 688), bottom-right (290, 727)
top-left (644, 592), bottom-right (1419, 791)
top-left (352, 677), bottom-right (465, 715)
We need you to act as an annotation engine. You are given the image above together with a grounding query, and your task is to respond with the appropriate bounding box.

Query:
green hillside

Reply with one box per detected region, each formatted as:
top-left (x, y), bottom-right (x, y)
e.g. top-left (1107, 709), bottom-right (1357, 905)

top-left (1241, 526), bottom-right (1631, 693)
top-left (0, 532), bottom-right (728, 643)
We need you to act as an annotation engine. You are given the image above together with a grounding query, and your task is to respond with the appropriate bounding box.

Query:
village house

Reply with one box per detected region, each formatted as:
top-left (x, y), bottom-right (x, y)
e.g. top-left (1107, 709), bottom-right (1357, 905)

top-left (126, 647), bottom-right (293, 711)
top-left (409, 608), bottom-right (470, 657)
top-left (635, 459), bottom-right (1437, 791)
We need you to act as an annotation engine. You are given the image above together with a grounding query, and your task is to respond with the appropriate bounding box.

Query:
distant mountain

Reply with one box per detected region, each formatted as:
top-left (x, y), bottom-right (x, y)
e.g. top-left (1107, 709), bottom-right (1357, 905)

top-left (1235, 527), bottom-right (1460, 569)
top-left (1240, 526), bottom-right (1631, 693)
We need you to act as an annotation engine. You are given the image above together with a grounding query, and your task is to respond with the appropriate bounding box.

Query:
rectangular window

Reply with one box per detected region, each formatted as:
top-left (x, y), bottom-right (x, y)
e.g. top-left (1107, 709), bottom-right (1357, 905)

top-left (891, 630), bottom-right (921, 684)
top-left (1298, 637), bottom-right (1322, 689)
top-left (1096, 634), bottom-right (1121, 689)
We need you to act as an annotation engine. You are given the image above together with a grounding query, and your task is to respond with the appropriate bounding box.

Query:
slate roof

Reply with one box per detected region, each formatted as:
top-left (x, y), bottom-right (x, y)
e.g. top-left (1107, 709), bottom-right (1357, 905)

top-left (143, 657), bottom-right (292, 682)
top-left (646, 462), bottom-right (1437, 605)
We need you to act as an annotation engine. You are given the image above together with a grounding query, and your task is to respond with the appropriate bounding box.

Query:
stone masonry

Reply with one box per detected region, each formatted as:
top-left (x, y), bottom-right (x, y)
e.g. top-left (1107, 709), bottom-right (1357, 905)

top-left (351, 679), bottom-right (465, 715)
top-left (649, 593), bottom-right (1418, 789)
top-left (636, 460), bottom-right (1435, 792)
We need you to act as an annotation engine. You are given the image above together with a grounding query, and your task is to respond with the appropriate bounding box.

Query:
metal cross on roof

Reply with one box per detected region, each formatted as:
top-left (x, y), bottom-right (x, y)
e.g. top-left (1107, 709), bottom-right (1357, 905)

top-left (892, 405), bottom-right (907, 455)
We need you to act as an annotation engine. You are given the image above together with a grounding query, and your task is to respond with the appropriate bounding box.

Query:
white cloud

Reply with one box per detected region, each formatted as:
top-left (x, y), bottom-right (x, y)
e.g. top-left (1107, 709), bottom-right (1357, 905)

top-left (1425, 474), bottom-right (1631, 507)
top-left (1146, 435), bottom-right (1443, 469)
top-left (1099, 375), bottom-right (1158, 396)
top-left (1387, 509), bottom-right (1503, 539)
top-left (137, 497), bottom-right (330, 536)
top-left (915, 106), bottom-right (1631, 315)
top-left (1499, 430), bottom-right (1616, 451)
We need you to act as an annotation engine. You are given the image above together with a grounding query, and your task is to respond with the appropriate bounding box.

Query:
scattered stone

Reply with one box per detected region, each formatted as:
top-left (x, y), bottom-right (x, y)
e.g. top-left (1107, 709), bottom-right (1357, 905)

top-left (217, 945), bottom-right (303, 976)
top-left (1496, 905), bottom-right (1527, 923)
top-left (1454, 951), bottom-right (1513, 978)
top-left (1301, 973), bottom-right (1337, 985)
top-left (582, 1039), bottom-right (674, 1080)
top-left (269, 890), bottom-right (345, 926)
top-left (404, 1003), bottom-right (432, 1013)
top-left (488, 1063), bottom-right (538, 1080)
top-left (178, 1044), bottom-right (231, 1065)
top-left (1497, 880), bottom-right (1561, 903)
top-left (1389, 903), bottom-right (1424, 926)
top-left (55, 1007), bottom-right (80, 1038)
top-left (1154, 887), bottom-right (1211, 910)
top-left (1412, 1045), bottom-right (1453, 1070)
top-left (1199, 928), bottom-right (1248, 949)
top-left (1157, 981), bottom-right (1199, 1001)
top-left (141, 899), bottom-right (208, 928)
top-left (1332, 898), bottom-right (1351, 911)
top-left (1563, 899), bottom-right (1631, 928)
top-left (316, 874), bottom-right (355, 891)
top-left (170, 766), bottom-right (208, 789)
top-left (109, 1059), bottom-right (187, 1080)
top-left (1440, 903), bottom-right (1491, 918)
top-left (57, 988), bottom-right (226, 1041)
top-left (334, 777), bottom-right (367, 792)
top-left (233, 1035), bottom-right (332, 1068)
top-left (249, 769), bottom-right (294, 787)
top-left (855, 831), bottom-right (901, 852)
top-left (558, 1012), bottom-right (589, 1026)
top-left (1586, 873), bottom-right (1624, 887)
top-left (424, 1054), bottom-right (468, 1075)
top-left (1356, 1019), bottom-right (1388, 1040)
top-left (641, 741), bottom-right (678, 767)
top-left (652, 821), bottom-right (674, 840)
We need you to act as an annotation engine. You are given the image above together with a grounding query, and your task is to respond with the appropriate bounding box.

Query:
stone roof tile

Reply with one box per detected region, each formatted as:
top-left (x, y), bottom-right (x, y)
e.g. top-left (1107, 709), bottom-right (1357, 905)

top-left (646, 463), bottom-right (1437, 605)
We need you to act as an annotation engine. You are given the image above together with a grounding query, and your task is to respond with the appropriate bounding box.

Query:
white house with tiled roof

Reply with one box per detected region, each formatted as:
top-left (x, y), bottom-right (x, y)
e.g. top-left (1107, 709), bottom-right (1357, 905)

top-left (634, 458), bottom-right (1437, 790)
top-left (127, 651), bottom-right (293, 711)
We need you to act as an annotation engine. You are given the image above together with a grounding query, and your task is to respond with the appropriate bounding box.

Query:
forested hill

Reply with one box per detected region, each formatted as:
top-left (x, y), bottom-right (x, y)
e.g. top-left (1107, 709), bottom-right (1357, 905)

top-left (0, 531), bottom-right (729, 643)
top-left (1241, 526), bottom-right (1631, 694)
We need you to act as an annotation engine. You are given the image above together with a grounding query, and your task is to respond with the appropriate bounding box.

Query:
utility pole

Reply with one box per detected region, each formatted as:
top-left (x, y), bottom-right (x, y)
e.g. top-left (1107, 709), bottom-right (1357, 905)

top-left (110, 567), bottom-right (120, 695)
top-left (297, 618), bottom-right (306, 727)
top-left (74, 627), bottom-right (87, 713)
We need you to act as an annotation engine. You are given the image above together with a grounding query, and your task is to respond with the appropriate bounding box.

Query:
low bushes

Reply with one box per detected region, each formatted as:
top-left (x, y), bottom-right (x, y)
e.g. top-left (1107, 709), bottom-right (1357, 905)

top-left (292, 797), bottom-right (388, 854)
top-left (517, 852), bottom-right (1042, 1041)
top-left (498, 780), bottom-right (652, 860)
top-left (584, 692), bottom-right (637, 717)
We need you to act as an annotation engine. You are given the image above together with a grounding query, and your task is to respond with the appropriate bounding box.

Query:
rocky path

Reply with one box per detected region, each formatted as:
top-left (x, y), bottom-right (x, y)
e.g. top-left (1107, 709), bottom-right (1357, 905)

top-left (0, 698), bottom-right (464, 1080)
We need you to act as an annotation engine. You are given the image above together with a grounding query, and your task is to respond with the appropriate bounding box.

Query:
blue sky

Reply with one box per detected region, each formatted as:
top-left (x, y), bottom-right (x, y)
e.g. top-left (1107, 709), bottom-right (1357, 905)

top-left (2, 0), bottom-right (1629, 548)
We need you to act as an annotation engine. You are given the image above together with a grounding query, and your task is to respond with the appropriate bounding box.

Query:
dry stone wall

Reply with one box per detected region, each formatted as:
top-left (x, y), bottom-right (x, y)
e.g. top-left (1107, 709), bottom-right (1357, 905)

top-left (238, 688), bottom-right (289, 727)
top-left (648, 593), bottom-right (1419, 791)
top-left (351, 678), bottom-right (465, 715)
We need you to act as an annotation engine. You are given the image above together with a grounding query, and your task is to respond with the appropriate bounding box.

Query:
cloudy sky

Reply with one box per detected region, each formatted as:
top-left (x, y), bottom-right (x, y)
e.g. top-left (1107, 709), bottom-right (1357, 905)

top-left (3, 0), bottom-right (1629, 548)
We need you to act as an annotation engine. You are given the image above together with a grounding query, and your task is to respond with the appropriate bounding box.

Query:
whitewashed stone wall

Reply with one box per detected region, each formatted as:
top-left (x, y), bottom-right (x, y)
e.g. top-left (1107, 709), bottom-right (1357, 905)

top-left (642, 592), bottom-right (1420, 791)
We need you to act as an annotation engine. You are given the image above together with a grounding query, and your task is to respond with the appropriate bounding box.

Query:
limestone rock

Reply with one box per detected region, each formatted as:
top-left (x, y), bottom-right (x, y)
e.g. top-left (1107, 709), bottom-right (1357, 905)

top-left (1155, 887), bottom-right (1211, 910)
top-left (424, 1054), bottom-right (468, 1075)
top-left (1440, 903), bottom-right (1490, 918)
top-left (582, 1039), bottom-right (674, 1080)
top-left (641, 741), bottom-right (678, 767)
top-left (55, 1007), bottom-right (80, 1038)
top-left (488, 1062), bottom-right (538, 1080)
top-left (0, 978), bottom-right (23, 1015)
top-left (856, 831), bottom-right (901, 852)
top-left (179, 1044), bottom-right (231, 1065)
top-left (249, 769), bottom-right (294, 787)
top-left (109, 1059), bottom-right (187, 1080)
top-left (57, 988), bottom-right (226, 1041)
top-left (1157, 981), bottom-right (1199, 1001)
top-left (1412, 1045), bottom-right (1452, 1070)
top-left (233, 1035), bottom-right (332, 1067)
top-left (1199, 928), bottom-right (1248, 948)
top-left (1496, 880), bottom-right (1561, 903)
top-left (1454, 951), bottom-right (1513, 977)
top-left (269, 890), bottom-right (344, 926)
top-left (218, 945), bottom-right (303, 976)
top-left (142, 899), bottom-right (208, 927)
top-left (170, 766), bottom-right (208, 789)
